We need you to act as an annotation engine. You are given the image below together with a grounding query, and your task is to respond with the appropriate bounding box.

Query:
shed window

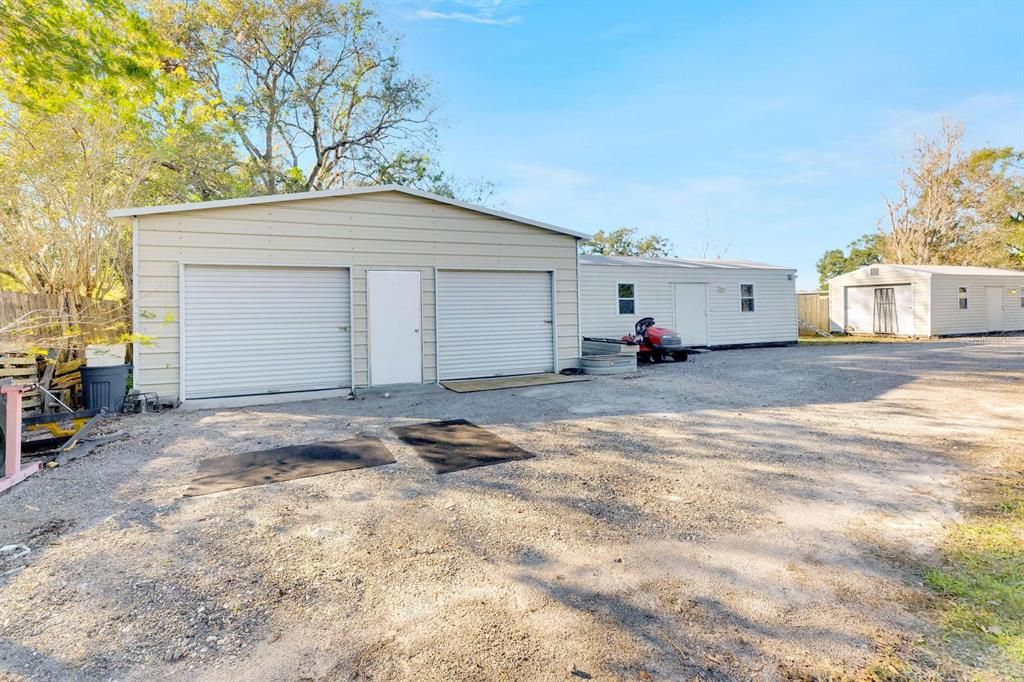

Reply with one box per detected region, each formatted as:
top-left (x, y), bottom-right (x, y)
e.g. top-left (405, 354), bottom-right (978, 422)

top-left (958, 287), bottom-right (968, 309)
top-left (740, 284), bottom-right (755, 312)
top-left (617, 283), bottom-right (635, 315)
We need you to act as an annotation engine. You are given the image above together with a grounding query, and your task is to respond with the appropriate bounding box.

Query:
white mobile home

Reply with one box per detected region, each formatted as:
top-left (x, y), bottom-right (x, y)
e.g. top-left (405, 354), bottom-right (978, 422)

top-left (109, 186), bottom-right (589, 406)
top-left (579, 255), bottom-right (798, 348)
top-left (828, 264), bottom-right (1024, 336)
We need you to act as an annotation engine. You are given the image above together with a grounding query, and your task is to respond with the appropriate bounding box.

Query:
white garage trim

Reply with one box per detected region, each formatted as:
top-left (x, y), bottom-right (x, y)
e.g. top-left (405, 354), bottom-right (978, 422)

top-left (436, 268), bottom-right (557, 381)
top-left (131, 217), bottom-right (141, 391)
top-left (179, 261), bottom-right (353, 405)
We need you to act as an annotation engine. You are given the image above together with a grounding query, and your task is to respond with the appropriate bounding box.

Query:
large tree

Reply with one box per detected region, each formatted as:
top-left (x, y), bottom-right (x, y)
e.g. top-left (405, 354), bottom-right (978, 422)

top-left (816, 233), bottom-right (884, 288)
top-left (151, 0), bottom-right (435, 194)
top-left (581, 227), bottom-right (673, 257)
top-left (882, 120), bottom-right (1023, 267)
top-left (0, 102), bottom-right (246, 299)
top-left (0, 0), bottom-right (183, 114)
top-left (956, 146), bottom-right (1024, 268)
top-left (817, 121), bottom-right (1023, 284)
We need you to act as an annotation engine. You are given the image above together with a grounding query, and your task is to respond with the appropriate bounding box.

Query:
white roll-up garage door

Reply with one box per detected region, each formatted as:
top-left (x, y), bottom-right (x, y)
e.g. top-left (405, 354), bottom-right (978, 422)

top-left (844, 286), bottom-right (875, 332)
top-left (436, 270), bottom-right (555, 380)
top-left (183, 265), bottom-right (351, 399)
top-left (844, 284), bottom-right (914, 335)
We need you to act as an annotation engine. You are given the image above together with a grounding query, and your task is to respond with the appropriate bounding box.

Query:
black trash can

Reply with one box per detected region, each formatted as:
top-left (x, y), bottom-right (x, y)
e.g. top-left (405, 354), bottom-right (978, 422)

top-left (80, 364), bottom-right (131, 412)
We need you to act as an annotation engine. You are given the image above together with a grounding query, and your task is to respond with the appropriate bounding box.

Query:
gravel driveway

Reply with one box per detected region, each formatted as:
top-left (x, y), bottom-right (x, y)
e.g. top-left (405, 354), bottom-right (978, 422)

top-left (1, 338), bottom-right (1022, 680)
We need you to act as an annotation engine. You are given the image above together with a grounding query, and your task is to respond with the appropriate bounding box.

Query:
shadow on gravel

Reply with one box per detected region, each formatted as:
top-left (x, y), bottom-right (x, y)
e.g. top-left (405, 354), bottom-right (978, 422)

top-left (0, 340), bottom-right (1021, 678)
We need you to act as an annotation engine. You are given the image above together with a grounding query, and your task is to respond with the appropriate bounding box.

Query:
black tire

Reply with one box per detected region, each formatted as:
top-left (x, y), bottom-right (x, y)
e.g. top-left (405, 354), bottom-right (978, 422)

top-left (672, 352), bottom-right (689, 362)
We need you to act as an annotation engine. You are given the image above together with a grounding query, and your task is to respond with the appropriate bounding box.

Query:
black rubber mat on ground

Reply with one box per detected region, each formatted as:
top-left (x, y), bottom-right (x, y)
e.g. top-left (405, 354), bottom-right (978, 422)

top-left (183, 437), bottom-right (396, 496)
top-left (390, 419), bottom-right (535, 474)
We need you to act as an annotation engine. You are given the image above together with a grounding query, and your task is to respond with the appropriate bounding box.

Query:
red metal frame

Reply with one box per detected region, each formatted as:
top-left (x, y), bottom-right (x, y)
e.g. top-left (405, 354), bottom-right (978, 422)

top-left (1, 384), bottom-right (41, 494)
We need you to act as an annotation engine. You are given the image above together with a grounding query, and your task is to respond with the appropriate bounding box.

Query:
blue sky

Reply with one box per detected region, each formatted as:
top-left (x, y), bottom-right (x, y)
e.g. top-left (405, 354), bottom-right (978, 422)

top-left (381, 0), bottom-right (1024, 287)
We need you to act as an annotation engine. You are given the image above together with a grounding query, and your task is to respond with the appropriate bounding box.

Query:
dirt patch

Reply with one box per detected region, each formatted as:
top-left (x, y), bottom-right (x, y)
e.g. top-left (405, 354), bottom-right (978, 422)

top-left (1, 337), bottom-right (1022, 680)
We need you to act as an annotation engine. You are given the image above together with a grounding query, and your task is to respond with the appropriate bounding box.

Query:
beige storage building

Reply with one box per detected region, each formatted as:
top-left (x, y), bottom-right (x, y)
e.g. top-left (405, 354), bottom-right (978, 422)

top-left (828, 264), bottom-right (1024, 336)
top-left (110, 186), bottom-right (588, 406)
top-left (579, 255), bottom-right (798, 348)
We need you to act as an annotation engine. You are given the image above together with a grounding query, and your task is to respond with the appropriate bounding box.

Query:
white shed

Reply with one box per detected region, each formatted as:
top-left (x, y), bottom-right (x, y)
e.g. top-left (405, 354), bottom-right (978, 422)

top-left (109, 185), bottom-right (589, 406)
top-left (828, 264), bottom-right (1024, 336)
top-left (579, 255), bottom-right (798, 348)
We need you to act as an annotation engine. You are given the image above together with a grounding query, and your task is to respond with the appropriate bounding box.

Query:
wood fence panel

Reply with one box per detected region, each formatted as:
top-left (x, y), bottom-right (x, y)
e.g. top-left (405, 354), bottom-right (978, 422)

top-left (797, 292), bottom-right (830, 334)
top-left (0, 292), bottom-right (125, 350)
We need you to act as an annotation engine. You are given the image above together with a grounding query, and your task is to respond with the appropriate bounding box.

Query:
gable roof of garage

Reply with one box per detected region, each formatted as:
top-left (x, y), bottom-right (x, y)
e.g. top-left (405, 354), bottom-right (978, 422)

top-left (850, 263), bottom-right (1024, 277)
top-left (580, 253), bottom-right (795, 271)
top-left (108, 184), bottom-right (592, 240)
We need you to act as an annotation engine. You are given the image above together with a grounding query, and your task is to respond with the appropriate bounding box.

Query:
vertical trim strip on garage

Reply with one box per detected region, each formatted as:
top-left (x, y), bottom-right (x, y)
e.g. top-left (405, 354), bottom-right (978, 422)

top-left (131, 217), bottom-right (141, 390)
top-left (552, 269), bottom-right (559, 371)
top-left (433, 266), bottom-right (440, 384)
top-left (178, 261), bottom-right (187, 402)
top-left (575, 244), bottom-right (582, 360)
top-left (349, 268), bottom-right (355, 392)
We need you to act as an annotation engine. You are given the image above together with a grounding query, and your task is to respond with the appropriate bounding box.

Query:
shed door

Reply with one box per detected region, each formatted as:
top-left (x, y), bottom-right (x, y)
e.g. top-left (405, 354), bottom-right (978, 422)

top-left (986, 287), bottom-right (1005, 331)
top-left (183, 265), bottom-right (351, 400)
top-left (873, 288), bottom-right (896, 334)
top-left (436, 270), bottom-right (554, 380)
top-left (673, 283), bottom-right (709, 345)
top-left (844, 286), bottom-right (875, 332)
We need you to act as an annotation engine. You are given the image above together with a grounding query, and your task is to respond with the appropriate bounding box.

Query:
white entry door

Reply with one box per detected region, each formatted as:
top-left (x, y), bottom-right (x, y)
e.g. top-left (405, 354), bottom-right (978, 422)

top-left (673, 283), bottom-right (709, 346)
top-left (986, 287), bottom-right (1005, 331)
top-left (368, 270), bottom-right (422, 385)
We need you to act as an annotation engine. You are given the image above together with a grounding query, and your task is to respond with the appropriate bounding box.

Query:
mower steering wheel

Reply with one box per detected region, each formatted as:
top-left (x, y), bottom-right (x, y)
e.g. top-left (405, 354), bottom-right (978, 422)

top-left (635, 317), bottom-right (655, 336)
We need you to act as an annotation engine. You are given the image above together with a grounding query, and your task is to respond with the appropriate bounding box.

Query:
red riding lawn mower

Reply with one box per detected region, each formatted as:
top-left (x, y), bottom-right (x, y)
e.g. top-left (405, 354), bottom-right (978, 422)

top-left (623, 317), bottom-right (689, 363)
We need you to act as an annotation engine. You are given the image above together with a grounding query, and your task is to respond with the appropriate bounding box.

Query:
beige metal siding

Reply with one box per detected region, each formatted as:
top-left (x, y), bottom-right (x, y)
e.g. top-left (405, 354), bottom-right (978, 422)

top-left (580, 264), bottom-right (797, 346)
top-left (134, 191), bottom-right (579, 401)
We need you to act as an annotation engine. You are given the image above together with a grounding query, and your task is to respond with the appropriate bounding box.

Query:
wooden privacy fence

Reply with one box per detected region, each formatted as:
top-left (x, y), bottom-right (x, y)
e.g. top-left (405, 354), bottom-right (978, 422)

top-left (0, 292), bottom-right (126, 351)
top-left (797, 291), bottom-right (831, 335)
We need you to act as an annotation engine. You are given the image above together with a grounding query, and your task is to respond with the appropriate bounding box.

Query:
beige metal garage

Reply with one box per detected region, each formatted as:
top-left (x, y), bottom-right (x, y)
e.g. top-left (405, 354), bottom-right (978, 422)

top-left (110, 185), bottom-right (589, 406)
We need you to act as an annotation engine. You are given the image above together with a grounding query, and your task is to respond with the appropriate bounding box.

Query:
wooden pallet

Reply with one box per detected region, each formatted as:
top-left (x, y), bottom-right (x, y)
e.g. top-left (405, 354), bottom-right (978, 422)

top-left (0, 354), bottom-right (41, 414)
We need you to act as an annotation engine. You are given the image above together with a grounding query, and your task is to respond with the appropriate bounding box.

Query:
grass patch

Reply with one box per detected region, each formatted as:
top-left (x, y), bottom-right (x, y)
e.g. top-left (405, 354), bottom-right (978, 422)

top-left (923, 453), bottom-right (1024, 669)
top-left (798, 335), bottom-right (920, 345)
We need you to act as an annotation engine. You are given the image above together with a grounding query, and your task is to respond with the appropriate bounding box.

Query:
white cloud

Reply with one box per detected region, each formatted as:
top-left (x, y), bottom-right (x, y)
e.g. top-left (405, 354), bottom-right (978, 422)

top-left (406, 1), bottom-right (524, 26)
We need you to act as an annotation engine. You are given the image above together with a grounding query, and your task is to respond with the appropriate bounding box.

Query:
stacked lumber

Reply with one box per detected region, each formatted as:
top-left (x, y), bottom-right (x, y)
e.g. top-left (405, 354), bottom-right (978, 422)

top-left (0, 353), bottom-right (41, 415)
top-left (48, 359), bottom-right (83, 407)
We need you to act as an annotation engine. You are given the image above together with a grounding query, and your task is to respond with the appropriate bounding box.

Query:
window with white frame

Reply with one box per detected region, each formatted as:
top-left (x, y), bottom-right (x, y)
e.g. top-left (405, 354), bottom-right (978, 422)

top-left (740, 284), bottom-right (755, 312)
top-left (958, 286), bottom-right (968, 309)
top-left (617, 283), bottom-right (635, 315)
